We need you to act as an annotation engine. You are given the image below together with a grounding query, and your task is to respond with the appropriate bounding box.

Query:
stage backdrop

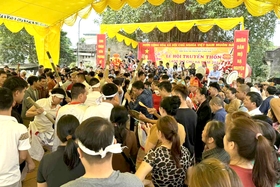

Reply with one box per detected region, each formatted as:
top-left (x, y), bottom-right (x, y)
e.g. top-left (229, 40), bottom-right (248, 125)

top-left (138, 42), bottom-right (236, 75)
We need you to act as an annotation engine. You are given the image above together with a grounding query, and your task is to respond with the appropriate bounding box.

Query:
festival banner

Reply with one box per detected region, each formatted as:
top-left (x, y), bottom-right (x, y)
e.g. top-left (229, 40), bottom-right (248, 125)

top-left (138, 42), bottom-right (234, 73)
top-left (96, 34), bottom-right (106, 68)
top-left (232, 30), bottom-right (249, 78)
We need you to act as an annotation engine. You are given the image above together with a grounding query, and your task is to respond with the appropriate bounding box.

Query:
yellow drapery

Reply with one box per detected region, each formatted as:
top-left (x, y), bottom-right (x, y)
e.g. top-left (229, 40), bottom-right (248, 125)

top-left (0, 19), bottom-right (62, 68)
top-left (101, 17), bottom-right (244, 48)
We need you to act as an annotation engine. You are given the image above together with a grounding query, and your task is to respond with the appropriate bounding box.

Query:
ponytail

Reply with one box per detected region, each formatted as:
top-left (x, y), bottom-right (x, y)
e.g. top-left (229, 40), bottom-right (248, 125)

top-left (171, 132), bottom-right (182, 168)
top-left (253, 135), bottom-right (277, 187)
top-left (63, 135), bottom-right (80, 170)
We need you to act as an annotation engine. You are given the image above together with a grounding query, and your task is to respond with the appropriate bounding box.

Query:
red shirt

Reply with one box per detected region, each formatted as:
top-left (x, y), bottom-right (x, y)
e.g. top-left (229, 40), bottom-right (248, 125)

top-left (152, 94), bottom-right (161, 111)
top-left (230, 165), bottom-right (255, 187)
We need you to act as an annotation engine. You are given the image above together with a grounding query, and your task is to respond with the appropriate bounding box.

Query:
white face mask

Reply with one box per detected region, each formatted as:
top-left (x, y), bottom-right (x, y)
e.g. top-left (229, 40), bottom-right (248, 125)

top-left (154, 90), bottom-right (160, 95)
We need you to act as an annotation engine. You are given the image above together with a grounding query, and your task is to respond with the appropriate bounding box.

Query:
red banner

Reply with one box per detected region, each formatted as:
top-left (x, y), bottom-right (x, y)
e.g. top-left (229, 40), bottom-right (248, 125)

top-left (232, 30), bottom-right (249, 78)
top-left (96, 34), bottom-right (106, 68)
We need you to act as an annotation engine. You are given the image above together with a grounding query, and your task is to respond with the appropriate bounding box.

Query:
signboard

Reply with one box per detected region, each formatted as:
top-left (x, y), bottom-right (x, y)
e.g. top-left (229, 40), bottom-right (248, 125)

top-left (96, 34), bottom-right (106, 68)
top-left (138, 42), bottom-right (234, 73)
top-left (232, 30), bottom-right (249, 78)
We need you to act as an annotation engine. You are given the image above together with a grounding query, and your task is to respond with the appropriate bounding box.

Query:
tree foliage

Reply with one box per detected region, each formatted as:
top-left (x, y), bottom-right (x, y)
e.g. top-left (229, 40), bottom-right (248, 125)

top-left (99, 0), bottom-right (277, 80)
top-left (0, 25), bottom-right (76, 66)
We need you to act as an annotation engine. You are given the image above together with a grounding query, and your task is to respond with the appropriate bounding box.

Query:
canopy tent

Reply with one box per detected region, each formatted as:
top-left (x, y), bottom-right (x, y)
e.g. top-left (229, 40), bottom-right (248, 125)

top-left (101, 17), bottom-right (244, 48)
top-left (0, 0), bottom-right (278, 66)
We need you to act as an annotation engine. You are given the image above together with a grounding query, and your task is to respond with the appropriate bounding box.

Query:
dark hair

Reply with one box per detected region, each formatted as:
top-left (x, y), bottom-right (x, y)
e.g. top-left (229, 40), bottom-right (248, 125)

top-left (206, 121), bottom-right (225, 148)
top-left (110, 106), bottom-right (129, 145)
top-left (38, 75), bottom-right (46, 81)
top-left (227, 117), bottom-right (278, 187)
top-left (267, 86), bottom-right (277, 95)
top-left (195, 74), bottom-right (203, 81)
top-left (236, 77), bottom-right (245, 84)
top-left (252, 115), bottom-right (273, 126)
top-left (228, 87), bottom-right (237, 94)
top-left (89, 78), bottom-right (99, 86)
top-left (57, 115), bottom-right (80, 170)
top-left (0, 87), bottom-right (14, 110)
top-left (160, 96), bottom-right (181, 116)
top-left (71, 83), bottom-right (86, 99)
top-left (157, 116), bottom-right (182, 168)
top-left (113, 78), bottom-right (124, 86)
top-left (161, 74), bottom-right (169, 80)
top-left (246, 92), bottom-right (263, 107)
top-left (158, 81), bottom-right (172, 93)
top-left (51, 87), bottom-right (66, 97)
top-left (132, 81), bottom-right (144, 90)
top-left (246, 82), bottom-right (253, 88)
top-left (0, 70), bottom-right (7, 75)
top-left (198, 86), bottom-right (208, 97)
top-left (76, 117), bottom-right (114, 161)
top-left (27, 76), bottom-right (39, 85)
top-left (148, 73), bottom-right (154, 79)
top-left (89, 71), bottom-right (95, 77)
top-left (3, 76), bottom-right (28, 93)
top-left (138, 71), bottom-right (145, 77)
top-left (101, 83), bottom-right (118, 100)
top-left (172, 84), bottom-right (189, 99)
top-left (77, 72), bottom-right (86, 81)
top-left (46, 72), bottom-right (54, 79)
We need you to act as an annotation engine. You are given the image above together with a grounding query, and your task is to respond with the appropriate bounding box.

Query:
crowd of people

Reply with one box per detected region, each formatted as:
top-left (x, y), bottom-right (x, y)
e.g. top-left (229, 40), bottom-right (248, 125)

top-left (1, 59), bottom-right (280, 187)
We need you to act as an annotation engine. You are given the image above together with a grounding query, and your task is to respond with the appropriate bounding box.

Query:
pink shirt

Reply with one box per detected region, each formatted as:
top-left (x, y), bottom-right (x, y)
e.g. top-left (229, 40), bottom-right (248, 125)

top-left (230, 165), bottom-right (255, 187)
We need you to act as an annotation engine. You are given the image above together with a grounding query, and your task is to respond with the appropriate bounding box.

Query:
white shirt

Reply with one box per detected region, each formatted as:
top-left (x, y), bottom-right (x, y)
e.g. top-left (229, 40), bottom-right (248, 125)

top-left (248, 108), bottom-right (263, 116)
top-left (52, 103), bottom-right (88, 152)
top-left (167, 67), bottom-right (174, 77)
top-left (84, 91), bottom-right (102, 106)
top-left (32, 97), bottom-right (61, 133)
top-left (83, 102), bottom-right (114, 121)
top-left (0, 115), bottom-right (30, 185)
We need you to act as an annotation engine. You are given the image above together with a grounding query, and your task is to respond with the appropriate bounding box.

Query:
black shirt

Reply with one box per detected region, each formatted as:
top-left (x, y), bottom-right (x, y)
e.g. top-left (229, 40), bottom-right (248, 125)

top-left (175, 108), bottom-right (197, 155)
top-left (37, 146), bottom-right (85, 187)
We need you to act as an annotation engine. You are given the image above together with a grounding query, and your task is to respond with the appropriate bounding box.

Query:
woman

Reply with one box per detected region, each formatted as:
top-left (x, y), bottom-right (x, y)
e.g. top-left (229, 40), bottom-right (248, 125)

top-left (225, 87), bottom-right (241, 113)
top-left (37, 115), bottom-right (85, 187)
top-left (110, 106), bottom-right (138, 173)
top-left (144, 96), bottom-right (186, 154)
top-left (224, 117), bottom-right (279, 187)
top-left (188, 63), bottom-right (196, 76)
top-left (189, 158), bottom-right (243, 187)
top-left (136, 116), bottom-right (193, 187)
top-left (201, 121), bottom-right (230, 163)
top-left (194, 87), bottom-right (212, 162)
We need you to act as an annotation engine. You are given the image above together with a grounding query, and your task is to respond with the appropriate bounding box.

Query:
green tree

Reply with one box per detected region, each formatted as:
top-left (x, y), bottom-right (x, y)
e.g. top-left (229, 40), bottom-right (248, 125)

top-left (59, 31), bottom-right (76, 65)
top-left (0, 25), bottom-right (37, 64)
top-left (0, 25), bottom-right (76, 66)
top-left (99, 1), bottom-right (277, 80)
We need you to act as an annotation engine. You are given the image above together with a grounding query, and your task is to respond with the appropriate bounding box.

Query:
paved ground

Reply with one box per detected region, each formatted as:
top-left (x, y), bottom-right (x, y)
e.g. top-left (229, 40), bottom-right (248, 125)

top-left (22, 160), bottom-right (39, 187)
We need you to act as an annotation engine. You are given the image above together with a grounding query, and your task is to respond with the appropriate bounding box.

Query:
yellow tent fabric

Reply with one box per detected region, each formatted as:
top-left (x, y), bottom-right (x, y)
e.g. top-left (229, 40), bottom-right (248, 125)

top-left (197, 0), bottom-right (280, 18)
top-left (0, 0), bottom-right (277, 65)
top-left (101, 17), bottom-right (244, 48)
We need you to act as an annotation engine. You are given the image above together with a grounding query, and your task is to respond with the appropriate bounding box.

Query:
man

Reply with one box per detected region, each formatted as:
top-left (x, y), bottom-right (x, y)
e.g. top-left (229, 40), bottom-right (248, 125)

top-left (76, 72), bottom-right (91, 92)
top-left (159, 74), bottom-right (169, 82)
top-left (52, 83), bottom-right (88, 151)
top-left (37, 75), bottom-right (48, 99)
top-left (166, 62), bottom-right (174, 78)
top-left (260, 86), bottom-right (277, 115)
top-left (124, 81), bottom-right (153, 119)
top-left (21, 76), bottom-right (40, 127)
top-left (244, 91), bottom-right (263, 116)
top-left (158, 60), bottom-right (164, 74)
top-left (84, 78), bottom-right (102, 106)
top-left (62, 117), bottom-right (143, 187)
top-left (0, 88), bottom-right (31, 187)
top-left (208, 82), bottom-right (221, 99)
top-left (83, 83), bottom-right (119, 121)
top-left (209, 97), bottom-right (227, 123)
top-left (158, 81), bottom-right (172, 98)
top-left (208, 64), bottom-right (221, 83)
top-left (26, 88), bottom-right (65, 154)
top-left (138, 71), bottom-right (146, 82)
top-left (236, 77), bottom-right (245, 87)
top-left (0, 70), bottom-right (7, 87)
top-left (236, 84), bottom-right (250, 112)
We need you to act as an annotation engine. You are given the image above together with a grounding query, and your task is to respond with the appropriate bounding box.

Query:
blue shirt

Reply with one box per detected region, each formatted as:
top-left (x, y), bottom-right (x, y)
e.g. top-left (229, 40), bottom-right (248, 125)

top-left (129, 89), bottom-right (153, 119)
top-left (213, 108), bottom-right (227, 123)
top-left (208, 70), bottom-right (221, 82)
